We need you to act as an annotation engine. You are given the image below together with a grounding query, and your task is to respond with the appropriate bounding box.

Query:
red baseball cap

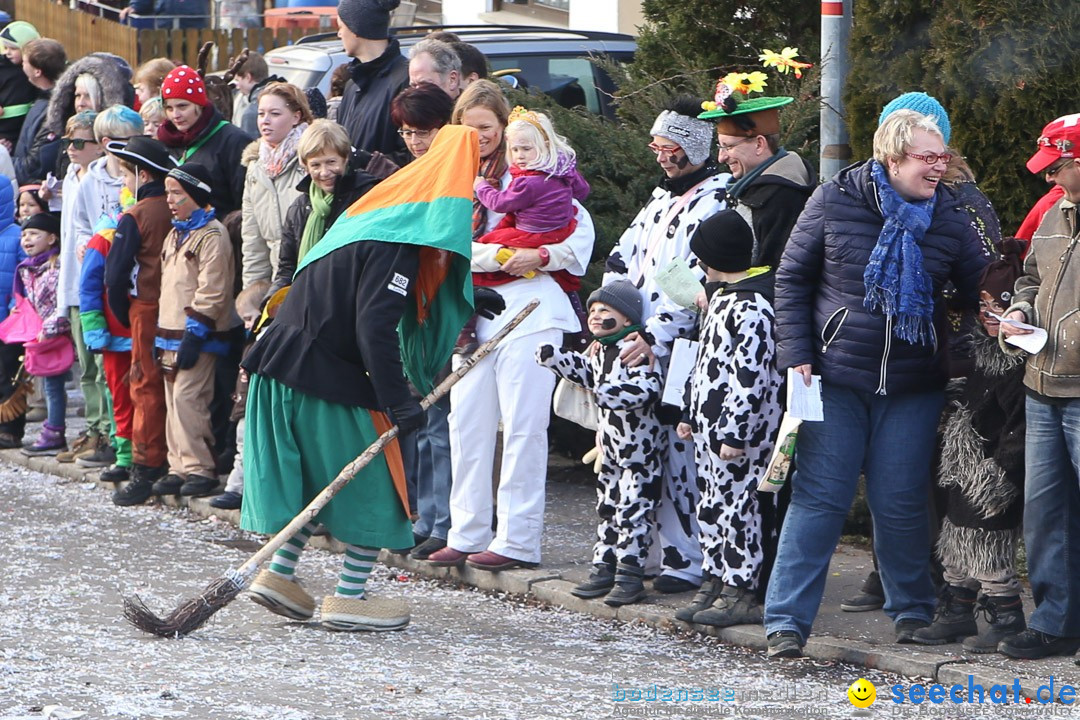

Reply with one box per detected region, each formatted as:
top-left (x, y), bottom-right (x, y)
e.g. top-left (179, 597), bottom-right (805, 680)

top-left (1027, 113), bottom-right (1080, 174)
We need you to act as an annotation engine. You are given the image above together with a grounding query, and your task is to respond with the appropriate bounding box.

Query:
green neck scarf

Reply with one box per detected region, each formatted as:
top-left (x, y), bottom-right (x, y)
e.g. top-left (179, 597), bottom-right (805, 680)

top-left (298, 184), bottom-right (333, 265)
top-left (595, 323), bottom-right (643, 346)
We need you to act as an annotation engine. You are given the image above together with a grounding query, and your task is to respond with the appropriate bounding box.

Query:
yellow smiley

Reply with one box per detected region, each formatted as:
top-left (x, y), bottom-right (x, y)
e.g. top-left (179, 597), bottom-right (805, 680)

top-left (847, 678), bottom-right (877, 708)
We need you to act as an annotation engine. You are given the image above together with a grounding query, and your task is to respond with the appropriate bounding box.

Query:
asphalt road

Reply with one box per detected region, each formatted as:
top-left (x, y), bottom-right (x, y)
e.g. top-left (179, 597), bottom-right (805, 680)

top-left (0, 463), bottom-right (1022, 720)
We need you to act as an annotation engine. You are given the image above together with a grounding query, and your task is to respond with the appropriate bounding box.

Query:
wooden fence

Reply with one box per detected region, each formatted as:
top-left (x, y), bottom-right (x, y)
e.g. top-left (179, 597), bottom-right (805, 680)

top-left (14, 0), bottom-right (314, 72)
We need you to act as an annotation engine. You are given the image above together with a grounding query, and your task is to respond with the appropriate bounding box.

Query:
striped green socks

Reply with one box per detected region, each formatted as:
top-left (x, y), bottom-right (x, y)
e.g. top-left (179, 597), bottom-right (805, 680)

top-left (267, 522), bottom-right (317, 578)
top-left (335, 545), bottom-right (379, 598)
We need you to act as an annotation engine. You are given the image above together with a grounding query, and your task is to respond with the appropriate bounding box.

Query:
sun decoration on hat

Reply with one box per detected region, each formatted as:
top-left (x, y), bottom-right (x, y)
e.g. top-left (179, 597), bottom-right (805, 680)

top-left (701, 72), bottom-right (769, 113)
top-left (698, 46), bottom-right (807, 120)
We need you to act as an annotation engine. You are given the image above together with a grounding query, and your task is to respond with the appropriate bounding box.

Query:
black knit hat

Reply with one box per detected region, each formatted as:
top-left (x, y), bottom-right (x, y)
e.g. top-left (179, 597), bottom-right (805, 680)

top-left (690, 210), bottom-right (754, 273)
top-left (22, 211), bottom-right (61, 236)
top-left (980, 237), bottom-right (1026, 308)
top-left (167, 163), bottom-right (213, 208)
top-left (107, 136), bottom-right (176, 176)
top-left (338, 0), bottom-right (401, 40)
top-left (587, 278), bottom-right (643, 327)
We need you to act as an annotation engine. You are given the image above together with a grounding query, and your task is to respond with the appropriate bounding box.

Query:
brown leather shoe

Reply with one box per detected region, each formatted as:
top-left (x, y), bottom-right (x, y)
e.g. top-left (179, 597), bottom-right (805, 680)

top-left (425, 547), bottom-right (469, 567)
top-left (466, 550), bottom-right (532, 571)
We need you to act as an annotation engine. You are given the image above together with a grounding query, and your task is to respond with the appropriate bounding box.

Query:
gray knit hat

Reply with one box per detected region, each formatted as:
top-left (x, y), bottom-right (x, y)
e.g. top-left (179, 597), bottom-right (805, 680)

top-left (587, 279), bottom-right (643, 327)
top-left (650, 110), bottom-right (714, 166)
top-left (338, 0), bottom-right (401, 40)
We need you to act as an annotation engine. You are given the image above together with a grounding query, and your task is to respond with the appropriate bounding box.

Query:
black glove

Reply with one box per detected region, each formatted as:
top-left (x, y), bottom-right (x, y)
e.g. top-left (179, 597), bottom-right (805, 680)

top-left (176, 331), bottom-right (203, 370)
top-left (473, 287), bottom-right (506, 320)
top-left (388, 398), bottom-right (425, 436)
top-left (108, 291), bottom-right (131, 329)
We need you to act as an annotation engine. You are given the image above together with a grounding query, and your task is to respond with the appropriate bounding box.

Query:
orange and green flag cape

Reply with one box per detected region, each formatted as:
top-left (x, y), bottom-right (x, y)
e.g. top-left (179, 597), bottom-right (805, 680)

top-left (297, 125), bottom-right (480, 393)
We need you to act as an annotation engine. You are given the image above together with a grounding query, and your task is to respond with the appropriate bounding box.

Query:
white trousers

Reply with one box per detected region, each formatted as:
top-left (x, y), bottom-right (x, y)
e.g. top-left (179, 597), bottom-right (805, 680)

top-left (447, 328), bottom-right (560, 563)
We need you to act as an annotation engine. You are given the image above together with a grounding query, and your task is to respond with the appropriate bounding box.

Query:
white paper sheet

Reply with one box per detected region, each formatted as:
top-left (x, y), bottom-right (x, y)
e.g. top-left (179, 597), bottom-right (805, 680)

top-left (990, 312), bottom-right (1048, 354)
top-left (661, 338), bottom-right (699, 408)
top-left (786, 368), bottom-right (824, 422)
top-left (654, 257), bottom-right (704, 311)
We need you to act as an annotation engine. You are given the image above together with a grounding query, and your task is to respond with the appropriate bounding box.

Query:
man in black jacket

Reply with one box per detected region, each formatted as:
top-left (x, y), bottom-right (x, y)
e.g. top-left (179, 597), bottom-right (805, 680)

top-left (0, 21), bottom-right (42, 153)
top-left (335, 0), bottom-right (410, 165)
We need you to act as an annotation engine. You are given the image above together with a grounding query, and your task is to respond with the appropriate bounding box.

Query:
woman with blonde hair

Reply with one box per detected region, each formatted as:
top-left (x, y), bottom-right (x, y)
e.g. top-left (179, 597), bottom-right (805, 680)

top-left (132, 58), bottom-right (175, 105)
top-left (240, 82), bottom-right (313, 287)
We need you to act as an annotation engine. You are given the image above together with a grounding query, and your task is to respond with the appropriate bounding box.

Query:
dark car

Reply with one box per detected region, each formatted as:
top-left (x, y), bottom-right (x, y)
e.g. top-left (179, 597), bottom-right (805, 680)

top-left (264, 24), bottom-right (636, 118)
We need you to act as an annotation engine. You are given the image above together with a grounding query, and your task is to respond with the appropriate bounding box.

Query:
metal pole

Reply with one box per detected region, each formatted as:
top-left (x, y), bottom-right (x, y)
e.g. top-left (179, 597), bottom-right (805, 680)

top-left (819, 0), bottom-right (852, 182)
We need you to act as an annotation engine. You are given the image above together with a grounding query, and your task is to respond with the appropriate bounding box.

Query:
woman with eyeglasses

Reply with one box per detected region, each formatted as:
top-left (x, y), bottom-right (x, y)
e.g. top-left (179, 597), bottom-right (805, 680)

top-left (763, 109), bottom-right (991, 658)
top-left (239, 82), bottom-right (312, 289)
top-left (390, 82), bottom-right (454, 161)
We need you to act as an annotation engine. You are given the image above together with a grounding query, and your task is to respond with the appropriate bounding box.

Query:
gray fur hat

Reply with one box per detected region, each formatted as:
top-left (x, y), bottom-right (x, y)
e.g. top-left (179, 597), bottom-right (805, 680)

top-left (45, 54), bottom-right (132, 137)
top-left (649, 110), bottom-right (714, 166)
top-left (588, 279), bottom-right (644, 327)
top-left (337, 0), bottom-right (401, 40)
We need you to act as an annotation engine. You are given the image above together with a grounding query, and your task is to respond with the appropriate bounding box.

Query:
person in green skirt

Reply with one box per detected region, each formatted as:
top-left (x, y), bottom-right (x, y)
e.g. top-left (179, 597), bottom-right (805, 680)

top-left (239, 124), bottom-right (501, 631)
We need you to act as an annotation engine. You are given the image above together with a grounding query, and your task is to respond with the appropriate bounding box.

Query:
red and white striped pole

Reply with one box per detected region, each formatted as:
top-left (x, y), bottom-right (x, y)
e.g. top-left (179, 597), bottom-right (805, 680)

top-left (820, 0), bottom-right (852, 181)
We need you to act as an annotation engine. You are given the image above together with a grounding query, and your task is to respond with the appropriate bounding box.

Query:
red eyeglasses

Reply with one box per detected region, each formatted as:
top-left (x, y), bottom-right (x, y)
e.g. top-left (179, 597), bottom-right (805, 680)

top-left (905, 151), bottom-right (953, 165)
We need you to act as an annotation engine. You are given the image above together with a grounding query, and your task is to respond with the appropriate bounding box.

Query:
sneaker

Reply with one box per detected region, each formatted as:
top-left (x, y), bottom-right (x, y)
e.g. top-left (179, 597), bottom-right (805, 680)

top-left (247, 569), bottom-right (315, 621)
top-left (75, 437), bottom-right (115, 468)
top-left (895, 617), bottom-right (931, 644)
top-left (180, 474), bottom-right (219, 497)
top-left (841, 570), bottom-right (885, 612)
top-left (425, 547), bottom-right (469, 567)
top-left (651, 574), bottom-right (701, 594)
top-left (570, 563), bottom-right (616, 599)
top-left (209, 491), bottom-right (243, 510)
top-left (409, 536), bottom-right (447, 560)
top-left (151, 473), bottom-right (185, 496)
top-left (112, 475), bottom-right (154, 506)
top-left (767, 630), bottom-right (803, 659)
top-left (22, 424), bottom-right (66, 456)
top-left (693, 585), bottom-right (764, 627)
top-left (56, 432), bottom-right (95, 463)
top-left (998, 629), bottom-right (1080, 659)
top-left (911, 585), bottom-right (978, 645)
top-left (675, 578), bottom-right (724, 622)
top-left (100, 464), bottom-right (130, 483)
top-left (604, 563), bottom-right (646, 607)
top-left (320, 595), bottom-right (410, 631)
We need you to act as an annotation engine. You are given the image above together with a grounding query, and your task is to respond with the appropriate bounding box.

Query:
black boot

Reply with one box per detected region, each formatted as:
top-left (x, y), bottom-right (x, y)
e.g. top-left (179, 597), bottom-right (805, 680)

top-left (604, 563), bottom-right (646, 606)
top-left (675, 578), bottom-right (723, 622)
top-left (911, 585), bottom-right (977, 645)
top-left (963, 594), bottom-right (1026, 653)
top-left (840, 569), bottom-right (884, 612)
top-left (693, 584), bottom-right (763, 627)
top-left (571, 563), bottom-right (615, 599)
top-left (112, 465), bottom-right (157, 507)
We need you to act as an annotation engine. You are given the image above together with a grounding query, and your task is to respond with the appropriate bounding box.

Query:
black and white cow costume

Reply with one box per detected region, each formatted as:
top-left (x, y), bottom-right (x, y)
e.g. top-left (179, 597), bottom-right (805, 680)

top-left (536, 336), bottom-right (665, 569)
top-left (688, 269), bottom-right (783, 589)
top-left (603, 104), bottom-right (730, 585)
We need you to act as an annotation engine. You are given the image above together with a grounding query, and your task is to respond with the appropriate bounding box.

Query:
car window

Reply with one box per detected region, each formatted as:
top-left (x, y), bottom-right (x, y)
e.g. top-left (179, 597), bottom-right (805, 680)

top-left (489, 55), bottom-right (598, 114)
top-left (271, 66), bottom-right (327, 93)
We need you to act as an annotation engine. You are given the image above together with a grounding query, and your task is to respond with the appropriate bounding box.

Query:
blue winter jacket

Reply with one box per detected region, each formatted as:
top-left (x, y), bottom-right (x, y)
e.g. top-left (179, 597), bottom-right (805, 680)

top-left (775, 160), bottom-right (989, 396)
top-left (0, 179), bottom-right (26, 322)
top-left (128, 0), bottom-right (209, 28)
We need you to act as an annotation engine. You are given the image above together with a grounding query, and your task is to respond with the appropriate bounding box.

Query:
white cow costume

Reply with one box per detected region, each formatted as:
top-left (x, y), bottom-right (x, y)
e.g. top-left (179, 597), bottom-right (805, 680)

top-left (603, 105), bottom-right (730, 585)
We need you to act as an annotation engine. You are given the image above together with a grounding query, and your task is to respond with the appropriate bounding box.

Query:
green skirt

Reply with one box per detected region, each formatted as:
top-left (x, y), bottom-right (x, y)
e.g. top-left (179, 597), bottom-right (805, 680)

top-left (239, 374), bottom-right (413, 549)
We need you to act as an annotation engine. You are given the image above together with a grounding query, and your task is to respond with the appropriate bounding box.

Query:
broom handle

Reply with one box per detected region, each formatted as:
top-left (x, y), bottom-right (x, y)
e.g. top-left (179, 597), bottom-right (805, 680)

top-left (234, 299), bottom-right (540, 579)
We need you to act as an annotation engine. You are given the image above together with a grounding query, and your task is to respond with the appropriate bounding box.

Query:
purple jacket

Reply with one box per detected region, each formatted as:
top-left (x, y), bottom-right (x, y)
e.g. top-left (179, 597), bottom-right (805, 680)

top-left (476, 163), bottom-right (590, 233)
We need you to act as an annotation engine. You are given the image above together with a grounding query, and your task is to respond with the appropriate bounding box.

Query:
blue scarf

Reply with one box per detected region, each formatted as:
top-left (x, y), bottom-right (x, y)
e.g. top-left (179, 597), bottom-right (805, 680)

top-left (864, 161), bottom-right (936, 346)
top-left (171, 206), bottom-right (216, 241)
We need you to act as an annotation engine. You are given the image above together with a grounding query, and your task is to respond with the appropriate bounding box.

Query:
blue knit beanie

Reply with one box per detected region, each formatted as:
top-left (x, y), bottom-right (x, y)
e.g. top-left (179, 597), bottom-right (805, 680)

top-left (878, 92), bottom-right (951, 145)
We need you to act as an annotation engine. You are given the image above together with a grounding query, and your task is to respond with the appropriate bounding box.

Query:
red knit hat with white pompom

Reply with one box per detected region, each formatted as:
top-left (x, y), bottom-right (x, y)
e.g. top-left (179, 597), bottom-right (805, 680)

top-left (160, 65), bottom-right (209, 107)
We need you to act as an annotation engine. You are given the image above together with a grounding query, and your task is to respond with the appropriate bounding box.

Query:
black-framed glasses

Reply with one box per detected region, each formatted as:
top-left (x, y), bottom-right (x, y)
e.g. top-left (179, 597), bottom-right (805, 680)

top-left (1045, 158), bottom-right (1074, 177)
top-left (62, 138), bottom-right (99, 150)
top-left (397, 128), bottom-right (435, 139)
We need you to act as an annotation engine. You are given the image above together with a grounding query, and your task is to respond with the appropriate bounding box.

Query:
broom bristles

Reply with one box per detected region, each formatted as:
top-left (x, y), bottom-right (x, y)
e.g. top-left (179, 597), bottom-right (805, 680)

top-left (123, 572), bottom-right (246, 637)
top-left (0, 376), bottom-right (32, 424)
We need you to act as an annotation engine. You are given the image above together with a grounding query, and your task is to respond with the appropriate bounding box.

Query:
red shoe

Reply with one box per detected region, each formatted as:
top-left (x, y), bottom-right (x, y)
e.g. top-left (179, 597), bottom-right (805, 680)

top-left (425, 547), bottom-right (469, 567)
top-left (466, 550), bottom-right (532, 571)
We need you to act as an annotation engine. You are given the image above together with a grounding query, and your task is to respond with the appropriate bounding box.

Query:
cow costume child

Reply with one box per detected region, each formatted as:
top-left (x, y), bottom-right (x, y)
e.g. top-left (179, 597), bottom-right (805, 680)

top-left (240, 125), bottom-right (479, 632)
top-left (676, 210), bottom-right (782, 628)
top-left (536, 279), bottom-right (664, 606)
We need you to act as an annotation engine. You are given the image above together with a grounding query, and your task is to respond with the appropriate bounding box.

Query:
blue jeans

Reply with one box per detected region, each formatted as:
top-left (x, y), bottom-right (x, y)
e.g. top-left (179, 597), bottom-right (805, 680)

top-left (764, 383), bottom-right (942, 642)
top-left (44, 374), bottom-right (67, 429)
top-left (412, 396), bottom-right (453, 540)
top-left (1023, 395), bottom-right (1080, 637)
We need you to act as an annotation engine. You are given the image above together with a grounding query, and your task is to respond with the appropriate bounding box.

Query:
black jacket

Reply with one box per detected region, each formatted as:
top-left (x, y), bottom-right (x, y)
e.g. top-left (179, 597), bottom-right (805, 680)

top-left (243, 239), bottom-right (419, 412)
top-left (164, 107), bottom-right (254, 217)
top-left (269, 169), bottom-right (379, 297)
top-left (0, 57), bottom-right (38, 149)
top-left (336, 39), bottom-right (410, 165)
top-left (775, 160), bottom-right (989, 395)
top-left (727, 150), bottom-right (816, 270)
top-left (13, 93), bottom-right (58, 185)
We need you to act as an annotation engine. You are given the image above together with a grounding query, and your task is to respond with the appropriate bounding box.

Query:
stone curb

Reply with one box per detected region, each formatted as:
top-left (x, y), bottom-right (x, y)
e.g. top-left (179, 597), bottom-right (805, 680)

top-left (3, 448), bottom-right (1051, 697)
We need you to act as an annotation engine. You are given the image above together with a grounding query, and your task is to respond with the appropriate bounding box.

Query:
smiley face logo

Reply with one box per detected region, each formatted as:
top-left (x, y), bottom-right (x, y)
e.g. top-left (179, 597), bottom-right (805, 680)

top-left (847, 678), bottom-right (876, 708)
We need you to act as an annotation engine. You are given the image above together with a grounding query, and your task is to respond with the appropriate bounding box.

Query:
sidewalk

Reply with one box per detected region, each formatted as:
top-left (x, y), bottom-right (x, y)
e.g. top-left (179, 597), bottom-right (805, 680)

top-left (7, 445), bottom-right (1076, 699)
